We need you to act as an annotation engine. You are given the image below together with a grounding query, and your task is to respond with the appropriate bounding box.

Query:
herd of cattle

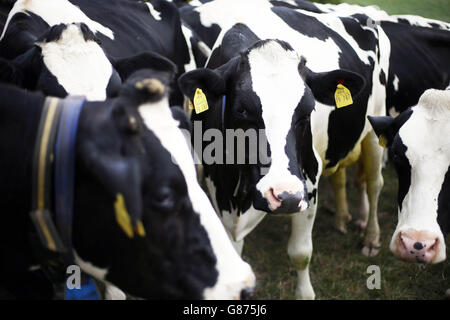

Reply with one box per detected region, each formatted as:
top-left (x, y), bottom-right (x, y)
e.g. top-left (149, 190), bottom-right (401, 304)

top-left (0, 0), bottom-right (448, 300)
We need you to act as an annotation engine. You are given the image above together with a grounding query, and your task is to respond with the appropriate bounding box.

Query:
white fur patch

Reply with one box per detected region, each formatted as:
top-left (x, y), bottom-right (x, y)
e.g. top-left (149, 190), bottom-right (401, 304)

top-left (393, 74), bottom-right (400, 92)
top-left (73, 250), bottom-right (108, 280)
top-left (145, 3), bottom-right (162, 21)
top-left (416, 89), bottom-right (450, 120)
top-left (38, 24), bottom-right (113, 101)
top-left (138, 97), bottom-right (255, 300)
top-left (248, 41), bottom-right (305, 199)
top-left (1, 0), bottom-right (114, 41)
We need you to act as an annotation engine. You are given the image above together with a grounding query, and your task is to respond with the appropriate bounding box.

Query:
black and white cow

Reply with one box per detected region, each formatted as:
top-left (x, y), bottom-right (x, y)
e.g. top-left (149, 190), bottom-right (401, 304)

top-left (178, 0), bottom-right (388, 299)
top-left (368, 88), bottom-right (449, 267)
top-left (379, 17), bottom-right (450, 116)
top-left (0, 63), bottom-right (254, 299)
top-left (0, 0), bottom-right (191, 104)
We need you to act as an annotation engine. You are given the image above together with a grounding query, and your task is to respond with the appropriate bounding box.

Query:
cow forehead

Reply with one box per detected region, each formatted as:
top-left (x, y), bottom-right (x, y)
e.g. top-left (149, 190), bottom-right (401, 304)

top-left (399, 111), bottom-right (450, 166)
top-left (38, 24), bottom-right (113, 101)
top-left (247, 41), bottom-right (304, 116)
top-left (399, 91), bottom-right (450, 164)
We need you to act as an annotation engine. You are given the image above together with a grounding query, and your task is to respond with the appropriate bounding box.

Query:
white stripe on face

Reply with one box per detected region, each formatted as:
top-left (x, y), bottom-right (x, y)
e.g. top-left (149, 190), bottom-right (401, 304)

top-left (248, 41), bottom-right (305, 200)
top-left (38, 24), bottom-right (113, 101)
top-left (391, 91), bottom-right (450, 263)
top-left (138, 98), bottom-right (255, 299)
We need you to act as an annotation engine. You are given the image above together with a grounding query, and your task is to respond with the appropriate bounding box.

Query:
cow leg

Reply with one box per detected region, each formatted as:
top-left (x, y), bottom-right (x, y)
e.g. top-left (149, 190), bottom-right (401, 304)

top-left (353, 156), bottom-right (369, 231)
top-left (330, 167), bottom-right (352, 233)
top-left (287, 202), bottom-right (317, 300)
top-left (360, 130), bottom-right (383, 257)
top-left (231, 238), bottom-right (245, 256)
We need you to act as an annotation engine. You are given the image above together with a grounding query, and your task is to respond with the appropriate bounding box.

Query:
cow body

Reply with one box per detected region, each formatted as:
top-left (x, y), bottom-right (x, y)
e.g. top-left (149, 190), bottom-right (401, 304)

top-left (0, 0), bottom-right (190, 104)
top-left (178, 0), bottom-right (387, 299)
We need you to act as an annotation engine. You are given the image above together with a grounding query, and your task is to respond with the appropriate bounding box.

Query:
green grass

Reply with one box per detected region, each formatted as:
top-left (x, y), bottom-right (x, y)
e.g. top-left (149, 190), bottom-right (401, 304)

top-left (243, 163), bottom-right (450, 300)
top-left (341, 0), bottom-right (450, 22)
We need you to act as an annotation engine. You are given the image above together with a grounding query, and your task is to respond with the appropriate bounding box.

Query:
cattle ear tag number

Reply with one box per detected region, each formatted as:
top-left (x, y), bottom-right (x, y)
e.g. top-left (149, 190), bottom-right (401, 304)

top-left (114, 193), bottom-right (134, 238)
top-left (378, 134), bottom-right (388, 148)
top-left (334, 84), bottom-right (353, 108)
top-left (193, 88), bottom-right (209, 114)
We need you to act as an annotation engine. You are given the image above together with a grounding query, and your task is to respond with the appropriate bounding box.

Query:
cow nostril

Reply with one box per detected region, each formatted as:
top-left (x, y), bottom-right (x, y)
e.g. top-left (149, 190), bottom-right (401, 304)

top-left (413, 242), bottom-right (424, 251)
top-left (270, 188), bottom-right (280, 201)
top-left (240, 288), bottom-right (254, 300)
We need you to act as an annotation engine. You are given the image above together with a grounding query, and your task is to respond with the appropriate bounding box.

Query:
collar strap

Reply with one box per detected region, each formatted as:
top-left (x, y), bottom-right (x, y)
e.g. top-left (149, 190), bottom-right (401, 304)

top-left (30, 96), bottom-right (85, 265)
top-left (54, 96), bottom-right (85, 264)
top-left (221, 95), bottom-right (226, 133)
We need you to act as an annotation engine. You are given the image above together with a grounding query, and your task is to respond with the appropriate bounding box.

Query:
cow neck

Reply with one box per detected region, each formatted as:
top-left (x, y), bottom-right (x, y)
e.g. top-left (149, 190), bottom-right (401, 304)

top-left (29, 95), bottom-right (85, 277)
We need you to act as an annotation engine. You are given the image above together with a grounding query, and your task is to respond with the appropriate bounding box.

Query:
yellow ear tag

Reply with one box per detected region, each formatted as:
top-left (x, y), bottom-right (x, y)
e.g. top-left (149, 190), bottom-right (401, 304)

top-left (378, 134), bottom-right (388, 148)
top-left (193, 88), bottom-right (209, 114)
top-left (334, 84), bottom-right (353, 108)
top-left (188, 99), bottom-right (194, 110)
top-left (114, 193), bottom-right (134, 238)
top-left (135, 220), bottom-right (146, 237)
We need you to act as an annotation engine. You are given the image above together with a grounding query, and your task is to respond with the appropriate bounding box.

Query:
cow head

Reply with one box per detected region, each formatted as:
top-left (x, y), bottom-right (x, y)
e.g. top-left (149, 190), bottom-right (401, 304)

top-left (179, 39), bottom-right (365, 215)
top-left (73, 64), bottom-right (254, 299)
top-left (369, 89), bottom-right (450, 264)
top-left (0, 22), bottom-right (171, 101)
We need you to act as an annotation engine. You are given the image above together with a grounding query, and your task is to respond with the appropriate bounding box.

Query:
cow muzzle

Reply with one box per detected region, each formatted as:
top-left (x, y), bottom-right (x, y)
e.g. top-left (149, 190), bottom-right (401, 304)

top-left (264, 187), bottom-right (308, 215)
top-left (393, 229), bottom-right (441, 264)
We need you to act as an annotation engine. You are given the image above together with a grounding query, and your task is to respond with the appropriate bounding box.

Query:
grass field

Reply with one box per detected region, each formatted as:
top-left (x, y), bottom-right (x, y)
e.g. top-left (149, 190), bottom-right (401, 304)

top-left (340, 0), bottom-right (450, 22)
top-left (243, 163), bottom-right (450, 300)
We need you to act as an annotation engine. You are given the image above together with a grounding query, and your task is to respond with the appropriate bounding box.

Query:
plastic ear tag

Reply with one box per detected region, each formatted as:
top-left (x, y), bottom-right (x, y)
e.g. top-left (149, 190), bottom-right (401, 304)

top-left (188, 100), bottom-right (194, 110)
top-left (193, 88), bottom-right (209, 114)
top-left (135, 220), bottom-right (146, 237)
top-left (114, 193), bottom-right (134, 238)
top-left (378, 134), bottom-right (388, 148)
top-left (334, 84), bottom-right (353, 108)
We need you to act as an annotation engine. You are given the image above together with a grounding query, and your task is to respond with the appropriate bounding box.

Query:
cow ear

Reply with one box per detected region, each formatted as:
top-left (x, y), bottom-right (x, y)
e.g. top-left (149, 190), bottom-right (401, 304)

top-left (0, 58), bottom-right (24, 86)
top-left (367, 115), bottom-right (396, 147)
top-left (178, 67), bottom-right (225, 101)
top-left (112, 51), bottom-right (177, 81)
top-left (300, 62), bottom-right (366, 107)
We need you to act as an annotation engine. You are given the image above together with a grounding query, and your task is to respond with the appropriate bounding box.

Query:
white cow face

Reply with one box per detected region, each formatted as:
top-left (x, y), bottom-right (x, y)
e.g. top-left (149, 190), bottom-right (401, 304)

top-left (369, 89), bottom-right (450, 264)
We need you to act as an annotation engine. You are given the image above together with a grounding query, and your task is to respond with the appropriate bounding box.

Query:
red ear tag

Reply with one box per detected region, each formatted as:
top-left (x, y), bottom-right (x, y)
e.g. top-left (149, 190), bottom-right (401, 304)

top-left (338, 79), bottom-right (345, 85)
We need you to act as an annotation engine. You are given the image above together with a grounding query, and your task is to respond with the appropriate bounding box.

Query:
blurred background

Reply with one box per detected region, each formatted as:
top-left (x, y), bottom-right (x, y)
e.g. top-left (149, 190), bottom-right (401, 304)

top-left (312, 0), bottom-right (450, 21)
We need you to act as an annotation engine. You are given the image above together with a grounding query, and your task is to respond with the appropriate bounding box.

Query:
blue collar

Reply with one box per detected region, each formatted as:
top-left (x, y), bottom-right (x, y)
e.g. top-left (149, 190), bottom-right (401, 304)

top-left (30, 96), bottom-right (85, 267)
top-left (221, 95), bottom-right (227, 133)
top-left (54, 96), bottom-right (85, 264)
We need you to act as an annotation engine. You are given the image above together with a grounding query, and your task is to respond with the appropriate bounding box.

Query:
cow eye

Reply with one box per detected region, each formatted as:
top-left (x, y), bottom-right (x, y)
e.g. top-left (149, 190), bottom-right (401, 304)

top-left (234, 107), bottom-right (250, 120)
top-left (113, 105), bottom-right (141, 134)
